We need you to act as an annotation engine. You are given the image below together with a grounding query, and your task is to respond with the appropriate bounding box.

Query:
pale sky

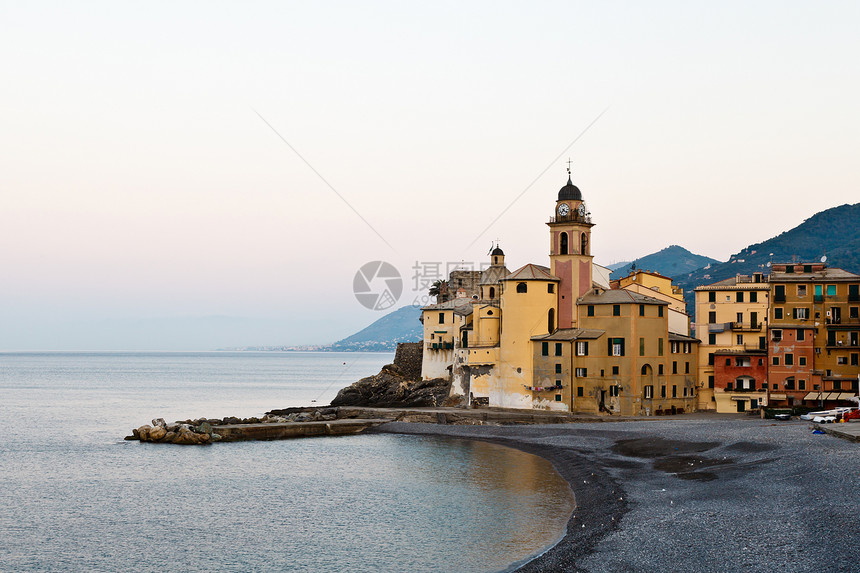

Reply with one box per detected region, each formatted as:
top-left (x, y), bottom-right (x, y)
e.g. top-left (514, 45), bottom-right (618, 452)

top-left (1, 1), bottom-right (858, 350)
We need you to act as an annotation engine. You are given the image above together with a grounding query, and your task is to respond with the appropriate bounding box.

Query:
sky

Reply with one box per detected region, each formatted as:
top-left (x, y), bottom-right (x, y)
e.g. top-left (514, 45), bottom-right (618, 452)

top-left (1, 1), bottom-right (858, 350)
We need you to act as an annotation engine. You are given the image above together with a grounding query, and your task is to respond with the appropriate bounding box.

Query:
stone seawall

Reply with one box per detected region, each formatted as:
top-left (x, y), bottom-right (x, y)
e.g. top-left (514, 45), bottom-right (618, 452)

top-left (393, 342), bottom-right (423, 381)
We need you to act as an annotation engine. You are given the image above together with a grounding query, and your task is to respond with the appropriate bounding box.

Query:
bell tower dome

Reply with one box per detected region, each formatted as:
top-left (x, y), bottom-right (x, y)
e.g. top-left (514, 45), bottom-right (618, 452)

top-left (547, 167), bottom-right (594, 329)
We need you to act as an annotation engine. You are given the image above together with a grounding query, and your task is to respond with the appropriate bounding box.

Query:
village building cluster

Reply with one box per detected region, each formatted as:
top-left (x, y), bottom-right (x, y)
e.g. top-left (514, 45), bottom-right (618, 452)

top-left (419, 173), bottom-right (860, 415)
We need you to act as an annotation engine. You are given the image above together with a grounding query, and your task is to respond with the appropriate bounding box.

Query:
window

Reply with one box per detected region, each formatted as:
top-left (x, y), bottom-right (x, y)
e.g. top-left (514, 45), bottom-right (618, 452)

top-left (613, 304), bottom-right (621, 316)
top-left (576, 341), bottom-right (588, 356)
top-left (671, 341), bottom-right (678, 354)
top-left (774, 285), bottom-right (786, 302)
top-left (547, 308), bottom-right (555, 333)
top-left (661, 385), bottom-right (667, 397)
top-left (609, 385), bottom-right (620, 397)
top-left (672, 385), bottom-right (677, 398)
top-left (726, 382), bottom-right (733, 390)
top-left (837, 356), bottom-right (847, 365)
top-left (548, 284), bottom-right (554, 294)
top-left (560, 232), bottom-right (568, 255)
top-left (772, 329), bottom-right (782, 342)
top-left (639, 304), bottom-right (645, 316)
top-left (774, 307), bottom-right (783, 319)
top-left (772, 356), bottom-right (779, 366)
top-left (489, 287), bottom-right (495, 298)
top-left (785, 377), bottom-right (795, 390)
top-left (708, 353), bottom-right (714, 365)
top-left (658, 338), bottom-right (664, 356)
top-left (750, 292), bottom-right (758, 303)
top-left (708, 334), bottom-right (716, 344)
top-left (709, 292), bottom-right (716, 303)
top-left (609, 338), bottom-right (625, 356)
top-left (826, 285), bottom-right (837, 296)
top-left (726, 358), bottom-right (731, 366)
top-left (799, 356), bottom-right (806, 366)
top-left (785, 354), bottom-right (794, 366)
top-left (736, 292), bottom-right (744, 302)
top-left (683, 387), bottom-right (688, 397)
top-left (555, 343), bottom-right (562, 356)
top-left (850, 285), bottom-right (860, 301)
top-left (541, 342), bottom-right (549, 356)
top-left (439, 312), bottom-right (445, 324)
top-left (516, 282), bottom-right (527, 293)
top-left (555, 394), bottom-right (562, 402)
top-left (577, 386), bottom-right (584, 397)
top-left (797, 329), bottom-right (805, 341)
top-left (852, 353), bottom-right (859, 366)
top-left (798, 379), bottom-right (806, 390)
top-left (644, 385), bottom-right (653, 399)
top-left (575, 367), bottom-right (587, 377)
top-left (685, 362), bottom-right (690, 374)
top-left (555, 364), bottom-right (562, 374)
top-left (737, 334), bottom-right (743, 345)
top-left (708, 376), bottom-right (715, 388)
top-left (587, 305), bottom-right (594, 317)
top-left (658, 364), bottom-right (664, 375)
top-left (612, 366), bottom-right (619, 375)
top-left (672, 361), bottom-right (678, 374)
top-left (640, 337), bottom-right (645, 356)
top-left (793, 308), bottom-right (808, 320)
top-left (709, 311), bottom-right (716, 324)
top-left (797, 285), bottom-right (807, 297)
top-left (851, 307), bottom-right (859, 319)
top-left (658, 306), bottom-right (664, 317)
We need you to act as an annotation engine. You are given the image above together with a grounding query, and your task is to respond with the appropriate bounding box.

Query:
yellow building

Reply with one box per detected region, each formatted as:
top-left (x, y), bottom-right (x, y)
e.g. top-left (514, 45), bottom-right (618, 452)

top-left (693, 274), bottom-right (770, 412)
top-left (420, 171), bottom-right (699, 415)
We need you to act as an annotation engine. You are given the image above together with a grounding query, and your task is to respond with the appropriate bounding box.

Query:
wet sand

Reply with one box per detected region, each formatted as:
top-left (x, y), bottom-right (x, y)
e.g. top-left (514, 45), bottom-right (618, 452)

top-left (373, 416), bottom-right (860, 572)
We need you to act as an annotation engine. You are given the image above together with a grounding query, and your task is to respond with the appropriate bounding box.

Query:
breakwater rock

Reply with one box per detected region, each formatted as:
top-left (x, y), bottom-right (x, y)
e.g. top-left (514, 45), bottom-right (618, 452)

top-left (330, 363), bottom-right (451, 407)
top-left (127, 418), bottom-right (218, 445)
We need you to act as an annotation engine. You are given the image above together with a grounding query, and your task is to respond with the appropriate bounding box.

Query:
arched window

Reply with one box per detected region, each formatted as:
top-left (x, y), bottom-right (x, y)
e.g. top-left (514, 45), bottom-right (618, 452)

top-left (489, 286), bottom-right (495, 299)
top-left (547, 308), bottom-right (555, 333)
top-left (580, 233), bottom-right (588, 255)
top-left (560, 232), bottom-right (568, 255)
top-left (641, 364), bottom-right (652, 376)
top-left (516, 282), bottom-right (527, 293)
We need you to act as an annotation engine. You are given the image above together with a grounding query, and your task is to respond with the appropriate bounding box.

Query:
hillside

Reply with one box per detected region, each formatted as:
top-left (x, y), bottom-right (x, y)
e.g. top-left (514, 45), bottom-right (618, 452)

top-left (609, 245), bottom-right (719, 280)
top-left (328, 305), bottom-right (423, 352)
top-left (675, 203), bottom-right (860, 311)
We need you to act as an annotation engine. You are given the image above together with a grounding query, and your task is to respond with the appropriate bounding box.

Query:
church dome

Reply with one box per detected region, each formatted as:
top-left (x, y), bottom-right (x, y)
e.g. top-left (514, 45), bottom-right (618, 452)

top-left (558, 176), bottom-right (582, 201)
top-left (491, 246), bottom-right (505, 256)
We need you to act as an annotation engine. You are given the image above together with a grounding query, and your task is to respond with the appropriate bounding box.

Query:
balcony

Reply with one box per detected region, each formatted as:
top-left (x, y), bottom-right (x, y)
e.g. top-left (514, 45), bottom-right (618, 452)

top-left (708, 323), bottom-right (728, 333)
top-left (548, 212), bottom-right (592, 225)
top-left (743, 343), bottom-right (767, 352)
top-left (730, 322), bottom-right (762, 332)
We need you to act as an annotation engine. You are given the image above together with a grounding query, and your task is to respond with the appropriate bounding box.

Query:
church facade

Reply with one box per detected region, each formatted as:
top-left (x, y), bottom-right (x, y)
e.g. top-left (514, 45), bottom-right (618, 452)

top-left (420, 173), bottom-right (699, 415)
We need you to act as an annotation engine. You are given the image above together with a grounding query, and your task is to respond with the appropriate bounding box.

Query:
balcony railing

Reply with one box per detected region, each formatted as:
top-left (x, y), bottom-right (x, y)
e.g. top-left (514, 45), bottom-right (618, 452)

top-left (730, 322), bottom-right (762, 332)
top-left (709, 323), bottom-right (728, 333)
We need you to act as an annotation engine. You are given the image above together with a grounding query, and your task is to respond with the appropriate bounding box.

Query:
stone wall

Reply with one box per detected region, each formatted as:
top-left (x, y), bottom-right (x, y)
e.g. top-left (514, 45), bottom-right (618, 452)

top-left (394, 342), bottom-right (423, 381)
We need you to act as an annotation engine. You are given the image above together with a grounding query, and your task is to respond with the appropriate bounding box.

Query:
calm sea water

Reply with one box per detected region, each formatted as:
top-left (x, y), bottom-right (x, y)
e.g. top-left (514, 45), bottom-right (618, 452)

top-left (0, 352), bottom-right (574, 572)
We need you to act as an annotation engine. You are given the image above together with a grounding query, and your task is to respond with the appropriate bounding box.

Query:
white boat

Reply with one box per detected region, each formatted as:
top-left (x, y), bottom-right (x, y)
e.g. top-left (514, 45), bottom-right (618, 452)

top-left (800, 407), bottom-right (855, 421)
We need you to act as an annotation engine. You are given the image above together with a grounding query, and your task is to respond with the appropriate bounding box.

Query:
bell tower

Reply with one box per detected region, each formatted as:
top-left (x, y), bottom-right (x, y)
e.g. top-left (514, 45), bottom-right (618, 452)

top-left (547, 167), bottom-right (594, 329)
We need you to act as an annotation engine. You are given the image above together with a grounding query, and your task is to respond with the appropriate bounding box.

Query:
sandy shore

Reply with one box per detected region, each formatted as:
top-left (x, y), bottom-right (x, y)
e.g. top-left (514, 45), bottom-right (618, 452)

top-left (373, 415), bottom-right (860, 572)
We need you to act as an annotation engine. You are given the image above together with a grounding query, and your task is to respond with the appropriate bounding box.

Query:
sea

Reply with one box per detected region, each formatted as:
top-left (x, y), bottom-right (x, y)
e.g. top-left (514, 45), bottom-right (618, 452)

top-left (0, 351), bottom-right (574, 573)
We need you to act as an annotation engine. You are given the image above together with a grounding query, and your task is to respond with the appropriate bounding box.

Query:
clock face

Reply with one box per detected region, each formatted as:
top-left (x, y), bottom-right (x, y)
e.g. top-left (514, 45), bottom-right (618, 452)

top-left (578, 204), bottom-right (587, 216)
top-left (557, 203), bottom-right (570, 216)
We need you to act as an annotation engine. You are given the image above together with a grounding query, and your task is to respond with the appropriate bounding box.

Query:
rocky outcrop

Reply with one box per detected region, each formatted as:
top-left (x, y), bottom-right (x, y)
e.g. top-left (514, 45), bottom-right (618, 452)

top-left (330, 362), bottom-right (450, 407)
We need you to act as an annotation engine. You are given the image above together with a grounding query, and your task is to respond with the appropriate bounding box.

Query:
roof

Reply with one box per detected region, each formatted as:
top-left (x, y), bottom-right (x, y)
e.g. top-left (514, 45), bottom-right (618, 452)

top-left (502, 264), bottom-right (560, 282)
top-left (694, 276), bottom-right (770, 291)
top-left (421, 298), bottom-right (475, 312)
top-left (532, 328), bottom-right (605, 341)
top-left (558, 176), bottom-right (583, 202)
top-left (668, 332), bottom-right (699, 343)
top-left (491, 246), bottom-right (505, 256)
top-left (479, 265), bottom-right (510, 285)
top-left (578, 289), bottom-right (668, 305)
top-left (770, 267), bottom-right (860, 283)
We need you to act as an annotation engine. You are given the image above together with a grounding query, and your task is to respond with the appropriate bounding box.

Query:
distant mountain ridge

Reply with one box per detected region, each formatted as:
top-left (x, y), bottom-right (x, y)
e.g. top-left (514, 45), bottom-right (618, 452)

top-left (609, 246), bottom-right (719, 281)
top-left (326, 306), bottom-right (422, 352)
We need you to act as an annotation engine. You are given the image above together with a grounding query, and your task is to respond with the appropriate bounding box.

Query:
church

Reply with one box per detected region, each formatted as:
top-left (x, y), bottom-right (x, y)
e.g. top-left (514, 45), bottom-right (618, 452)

top-left (420, 171), bottom-right (699, 415)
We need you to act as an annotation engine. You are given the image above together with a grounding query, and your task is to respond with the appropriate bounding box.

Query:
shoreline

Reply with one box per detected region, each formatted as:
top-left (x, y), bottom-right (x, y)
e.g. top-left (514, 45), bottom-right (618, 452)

top-left (372, 422), bottom-right (628, 572)
top-left (373, 416), bottom-right (860, 572)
